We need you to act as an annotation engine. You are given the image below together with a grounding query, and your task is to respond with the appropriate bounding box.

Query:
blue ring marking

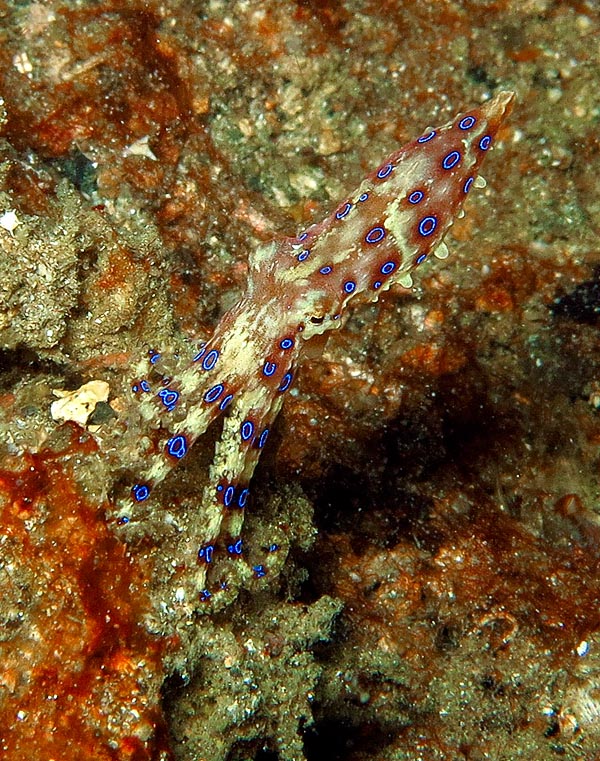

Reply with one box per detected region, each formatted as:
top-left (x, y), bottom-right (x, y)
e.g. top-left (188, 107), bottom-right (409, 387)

top-left (358, 192), bottom-right (369, 202)
top-left (149, 350), bottom-right (161, 364)
top-left (140, 380), bottom-right (151, 393)
top-left (258, 428), bottom-right (269, 449)
top-left (418, 130), bottom-right (436, 143)
top-left (198, 544), bottom-right (214, 564)
top-left (408, 190), bottom-right (424, 204)
top-left (241, 420), bottom-right (255, 441)
top-left (343, 280), bottom-right (356, 294)
top-left (319, 266), bottom-right (332, 275)
top-left (365, 226), bottom-right (386, 244)
top-left (298, 232), bottom-right (308, 242)
top-left (380, 261), bottom-right (396, 276)
top-left (192, 347), bottom-right (206, 363)
top-left (263, 361), bottom-right (277, 377)
top-left (253, 565), bottom-right (266, 579)
top-left (199, 589), bottom-right (211, 602)
top-left (458, 115), bottom-right (476, 130)
top-left (463, 176), bottom-right (474, 194)
top-left (131, 384), bottom-right (139, 393)
top-left (442, 150), bottom-right (461, 170)
top-left (204, 384), bottom-right (224, 404)
top-left (479, 135), bottom-right (491, 151)
top-left (268, 543), bottom-right (279, 553)
top-left (202, 349), bottom-right (219, 371)
top-left (216, 484), bottom-right (224, 492)
top-left (166, 434), bottom-right (188, 459)
top-left (377, 163), bottom-right (393, 179)
top-left (373, 280), bottom-right (382, 290)
top-left (297, 249), bottom-right (310, 262)
top-left (238, 488), bottom-right (249, 508)
top-left (227, 538), bottom-right (243, 555)
top-left (418, 216), bottom-right (437, 237)
top-left (279, 337), bottom-right (294, 350)
top-left (335, 202), bottom-right (352, 219)
top-left (132, 483), bottom-right (150, 502)
top-left (224, 485), bottom-right (235, 507)
top-left (278, 372), bottom-right (293, 393)
top-left (158, 388), bottom-right (179, 409)
top-left (219, 393), bottom-right (234, 410)
top-left (117, 515), bottom-right (130, 525)
top-left (416, 253), bottom-right (428, 265)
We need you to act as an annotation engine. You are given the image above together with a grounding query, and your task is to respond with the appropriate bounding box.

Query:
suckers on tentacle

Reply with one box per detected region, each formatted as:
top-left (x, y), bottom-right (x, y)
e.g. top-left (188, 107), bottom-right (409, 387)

top-left (118, 90), bottom-right (515, 607)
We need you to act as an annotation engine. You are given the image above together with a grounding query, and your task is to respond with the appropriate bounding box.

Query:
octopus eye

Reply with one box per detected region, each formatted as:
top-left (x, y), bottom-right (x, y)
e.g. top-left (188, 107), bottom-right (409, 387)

top-left (310, 316), bottom-right (325, 325)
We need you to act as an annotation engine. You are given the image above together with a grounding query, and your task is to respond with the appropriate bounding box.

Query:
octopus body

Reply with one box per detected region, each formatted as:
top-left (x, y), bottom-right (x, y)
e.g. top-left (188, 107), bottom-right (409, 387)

top-left (119, 91), bottom-right (514, 605)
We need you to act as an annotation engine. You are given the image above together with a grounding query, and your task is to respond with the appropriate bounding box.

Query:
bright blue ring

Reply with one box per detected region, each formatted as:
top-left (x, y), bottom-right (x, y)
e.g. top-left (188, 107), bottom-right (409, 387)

top-left (253, 565), bottom-right (266, 578)
top-left (358, 192), bottom-right (369, 202)
top-left (279, 338), bottom-right (294, 350)
top-left (458, 115), bottom-right (476, 130)
top-left (238, 489), bottom-right (249, 508)
top-left (319, 266), bottom-right (332, 275)
top-left (479, 135), bottom-right (491, 151)
top-left (241, 420), bottom-right (255, 441)
top-left (416, 253), bottom-right (427, 265)
top-left (224, 485), bottom-right (235, 507)
top-left (192, 347), bottom-right (205, 363)
top-left (204, 384), bottom-right (224, 404)
top-left (408, 190), bottom-right (424, 204)
top-left (228, 538), bottom-right (243, 555)
top-left (166, 434), bottom-right (188, 459)
top-left (335, 202), bottom-right (352, 219)
top-left (278, 372), bottom-right (293, 392)
top-left (417, 130), bottom-right (436, 143)
top-left (158, 389), bottom-right (179, 408)
top-left (140, 380), bottom-right (151, 393)
top-left (343, 281), bottom-right (356, 294)
top-left (219, 393), bottom-right (233, 410)
top-left (463, 176), bottom-right (474, 194)
top-left (263, 361), bottom-right (277, 377)
top-left (132, 484), bottom-right (150, 502)
top-left (297, 249), bottom-right (310, 262)
top-left (365, 226), bottom-right (385, 244)
top-left (442, 150), bottom-right (461, 170)
top-left (198, 544), bottom-right (214, 563)
top-left (373, 280), bottom-right (382, 289)
top-left (377, 163), bottom-right (393, 179)
top-left (418, 216), bottom-right (437, 237)
top-left (202, 349), bottom-right (219, 371)
top-left (258, 428), bottom-right (269, 448)
top-left (380, 261), bottom-right (396, 276)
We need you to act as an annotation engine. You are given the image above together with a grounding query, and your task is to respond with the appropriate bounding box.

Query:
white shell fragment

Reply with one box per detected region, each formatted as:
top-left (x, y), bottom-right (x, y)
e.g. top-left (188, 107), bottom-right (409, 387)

top-left (51, 380), bottom-right (110, 427)
top-left (0, 210), bottom-right (22, 236)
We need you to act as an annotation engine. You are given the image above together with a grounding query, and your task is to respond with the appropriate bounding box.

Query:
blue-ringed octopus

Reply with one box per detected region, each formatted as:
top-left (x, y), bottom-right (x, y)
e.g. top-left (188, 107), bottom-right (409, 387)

top-left (116, 90), bottom-right (515, 608)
